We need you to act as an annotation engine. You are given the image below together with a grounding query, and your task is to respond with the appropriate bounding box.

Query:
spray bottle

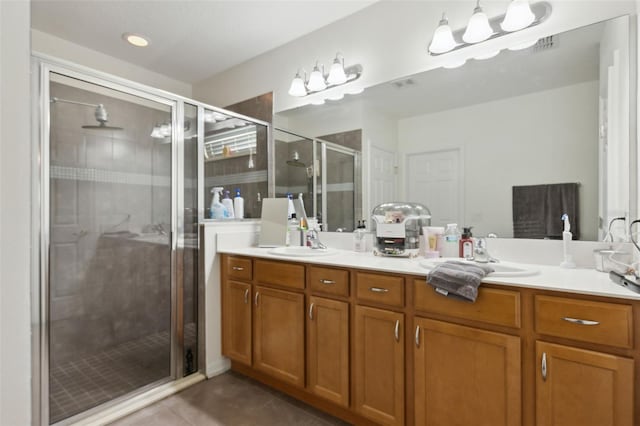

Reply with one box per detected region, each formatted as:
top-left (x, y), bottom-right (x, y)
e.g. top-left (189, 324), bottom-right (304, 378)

top-left (210, 187), bottom-right (228, 219)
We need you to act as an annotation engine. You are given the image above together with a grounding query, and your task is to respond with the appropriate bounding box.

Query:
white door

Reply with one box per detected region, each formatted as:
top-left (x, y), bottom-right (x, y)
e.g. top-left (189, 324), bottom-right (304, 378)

top-left (406, 149), bottom-right (462, 226)
top-left (370, 146), bottom-right (396, 210)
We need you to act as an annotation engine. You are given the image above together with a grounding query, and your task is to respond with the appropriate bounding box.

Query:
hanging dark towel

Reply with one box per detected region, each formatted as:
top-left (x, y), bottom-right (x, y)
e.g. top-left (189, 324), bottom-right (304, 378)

top-left (512, 183), bottom-right (579, 239)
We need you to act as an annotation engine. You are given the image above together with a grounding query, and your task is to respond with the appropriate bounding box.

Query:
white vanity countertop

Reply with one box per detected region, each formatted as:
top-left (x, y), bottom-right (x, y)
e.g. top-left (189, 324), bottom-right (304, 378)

top-left (218, 246), bottom-right (640, 302)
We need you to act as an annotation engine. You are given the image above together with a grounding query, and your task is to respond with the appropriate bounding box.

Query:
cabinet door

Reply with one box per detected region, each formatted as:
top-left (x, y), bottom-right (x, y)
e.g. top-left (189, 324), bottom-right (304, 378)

top-left (253, 285), bottom-right (305, 387)
top-left (221, 280), bottom-right (252, 366)
top-left (354, 305), bottom-right (404, 426)
top-left (307, 296), bottom-right (349, 407)
top-left (536, 341), bottom-right (634, 426)
top-left (414, 318), bottom-right (521, 426)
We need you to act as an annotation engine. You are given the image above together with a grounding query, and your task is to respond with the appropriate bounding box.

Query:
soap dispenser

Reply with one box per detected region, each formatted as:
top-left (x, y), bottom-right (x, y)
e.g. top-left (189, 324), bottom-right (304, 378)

top-left (353, 220), bottom-right (368, 252)
top-left (459, 227), bottom-right (473, 259)
top-left (560, 214), bottom-right (576, 268)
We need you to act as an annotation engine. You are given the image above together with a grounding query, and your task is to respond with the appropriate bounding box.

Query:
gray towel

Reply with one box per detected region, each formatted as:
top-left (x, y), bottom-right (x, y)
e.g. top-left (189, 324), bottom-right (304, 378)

top-left (426, 261), bottom-right (494, 302)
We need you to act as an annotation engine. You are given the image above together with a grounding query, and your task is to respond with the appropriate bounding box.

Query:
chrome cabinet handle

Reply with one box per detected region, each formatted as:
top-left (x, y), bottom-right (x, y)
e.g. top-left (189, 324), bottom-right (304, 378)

top-left (254, 292), bottom-right (259, 306)
top-left (415, 325), bottom-right (420, 348)
top-left (232, 266), bottom-right (244, 271)
top-left (369, 287), bottom-right (389, 293)
top-left (394, 320), bottom-right (400, 342)
top-left (562, 317), bottom-right (600, 326)
top-left (309, 303), bottom-right (315, 320)
top-left (319, 279), bottom-right (335, 285)
top-left (243, 289), bottom-right (249, 304)
top-left (541, 352), bottom-right (547, 381)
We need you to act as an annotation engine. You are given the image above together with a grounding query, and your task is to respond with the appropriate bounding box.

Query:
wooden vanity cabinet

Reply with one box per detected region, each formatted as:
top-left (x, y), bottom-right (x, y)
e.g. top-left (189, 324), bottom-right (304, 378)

top-left (307, 295), bottom-right (350, 407)
top-left (354, 305), bottom-right (405, 426)
top-left (221, 280), bottom-right (252, 366)
top-left (253, 285), bottom-right (305, 386)
top-left (414, 318), bottom-right (521, 426)
top-left (535, 341), bottom-right (634, 426)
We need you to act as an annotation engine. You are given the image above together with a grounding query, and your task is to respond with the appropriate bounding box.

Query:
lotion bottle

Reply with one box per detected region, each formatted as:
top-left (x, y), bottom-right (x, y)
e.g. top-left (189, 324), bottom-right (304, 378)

top-left (233, 188), bottom-right (244, 219)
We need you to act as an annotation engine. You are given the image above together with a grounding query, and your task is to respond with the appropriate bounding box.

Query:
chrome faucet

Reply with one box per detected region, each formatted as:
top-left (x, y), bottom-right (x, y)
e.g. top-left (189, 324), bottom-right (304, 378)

top-left (473, 237), bottom-right (499, 263)
top-left (306, 229), bottom-right (327, 249)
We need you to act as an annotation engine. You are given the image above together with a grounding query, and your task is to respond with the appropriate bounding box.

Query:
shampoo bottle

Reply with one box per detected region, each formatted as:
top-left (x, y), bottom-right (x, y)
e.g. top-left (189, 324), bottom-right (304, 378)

top-left (210, 187), bottom-right (227, 219)
top-left (233, 189), bottom-right (244, 219)
top-left (222, 190), bottom-right (235, 219)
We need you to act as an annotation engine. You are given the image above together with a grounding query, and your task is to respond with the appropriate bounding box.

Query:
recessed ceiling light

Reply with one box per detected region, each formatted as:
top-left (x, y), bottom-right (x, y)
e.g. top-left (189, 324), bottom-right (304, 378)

top-left (122, 32), bottom-right (150, 47)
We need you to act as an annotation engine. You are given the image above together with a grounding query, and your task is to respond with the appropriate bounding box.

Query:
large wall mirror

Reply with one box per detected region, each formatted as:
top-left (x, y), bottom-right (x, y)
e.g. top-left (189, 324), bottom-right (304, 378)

top-left (275, 15), bottom-right (636, 241)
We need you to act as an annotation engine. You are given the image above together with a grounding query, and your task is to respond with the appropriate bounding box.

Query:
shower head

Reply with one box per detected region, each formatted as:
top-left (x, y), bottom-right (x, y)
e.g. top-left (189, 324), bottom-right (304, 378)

top-left (51, 97), bottom-right (123, 130)
top-left (287, 151), bottom-right (307, 167)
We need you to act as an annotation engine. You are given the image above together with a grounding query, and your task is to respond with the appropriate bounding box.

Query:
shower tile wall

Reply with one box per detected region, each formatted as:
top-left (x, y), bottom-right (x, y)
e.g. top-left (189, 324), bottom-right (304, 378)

top-left (49, 80), bottom-right (172, 421)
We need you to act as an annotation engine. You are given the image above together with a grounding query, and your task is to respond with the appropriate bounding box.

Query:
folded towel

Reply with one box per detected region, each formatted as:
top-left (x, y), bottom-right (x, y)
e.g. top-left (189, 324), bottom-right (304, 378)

top-left (426, 261), bottom-right (494, 302)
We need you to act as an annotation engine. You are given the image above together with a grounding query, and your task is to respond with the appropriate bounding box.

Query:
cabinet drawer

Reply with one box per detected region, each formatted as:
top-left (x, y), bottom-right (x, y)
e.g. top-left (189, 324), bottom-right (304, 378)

top-left (225, 256), bottom-right (252, 281)
top-left (356, 272), bottom-right (404, 308)
top-left (309, 266), bottom-right (349, 297)
top-left (255, 259), bottom-right (305, 290)
top-left (535, 295), bottom-right (633, 348)
top-left (414, 279), bottom-right (521, 329)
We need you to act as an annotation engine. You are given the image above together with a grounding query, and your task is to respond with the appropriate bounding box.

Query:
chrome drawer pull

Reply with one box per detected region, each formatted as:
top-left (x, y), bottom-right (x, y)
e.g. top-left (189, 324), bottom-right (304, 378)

top-left (562, 317), bottom-right (600, 326)
top-left (369, 287), bottom-right (389, 293)
top-left (415, 325), bottom-right (420, 348)
top-left (232, 266), bottom-right (245, 271)
top-left (254, 292), bottom-right (260, 306)
top-left (309, 303), bottom-right (315, 320)
top-left (394, 320), bottom-right (400, 342)
top-left (541, 352), bottom-right (547, 381)
top-left (243, 289), bottom-right (249, 304)
top-left (320, 279), bottom-right (335, 285)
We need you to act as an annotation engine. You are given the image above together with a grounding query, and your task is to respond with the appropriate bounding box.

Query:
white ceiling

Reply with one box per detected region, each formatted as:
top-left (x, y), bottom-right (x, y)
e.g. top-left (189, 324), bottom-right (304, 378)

top-left (31, 0), bottom-right (376, 84)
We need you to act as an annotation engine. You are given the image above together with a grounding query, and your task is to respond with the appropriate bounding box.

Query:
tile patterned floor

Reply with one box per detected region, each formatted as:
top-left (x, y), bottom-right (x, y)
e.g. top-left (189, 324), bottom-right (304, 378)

top-left (109, 371), bottom-right (350, 426)
top-left (50, 324), bottom-right (197, 423)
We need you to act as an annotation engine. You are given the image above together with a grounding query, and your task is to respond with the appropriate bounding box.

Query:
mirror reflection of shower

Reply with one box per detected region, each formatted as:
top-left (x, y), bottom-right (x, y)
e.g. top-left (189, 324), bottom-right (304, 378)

top-left (287, 151), bottom-right (315, 178)
top-left (50, 97), bottom-right (123, 130)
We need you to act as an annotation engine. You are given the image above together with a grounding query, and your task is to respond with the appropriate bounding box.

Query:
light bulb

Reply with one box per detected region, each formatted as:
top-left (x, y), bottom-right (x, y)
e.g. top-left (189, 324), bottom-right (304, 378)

top-left (307, 63), bottom-right (327, 92)
top-left (463, 3), bottom-right (493, 44)
top-left (288, 72), bottom-right (307, 97)
top-left (429, 15), bottom-right (456, 54)
top-left (327, 56), bottom-right (347, 85)
top-left (501, 0), bottom-right (535, 32)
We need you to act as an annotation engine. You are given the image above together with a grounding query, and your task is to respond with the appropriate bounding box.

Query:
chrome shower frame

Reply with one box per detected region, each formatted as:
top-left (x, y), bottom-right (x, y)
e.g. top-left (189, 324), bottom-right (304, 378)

top-left (31, 53), bottom-right (273, 425)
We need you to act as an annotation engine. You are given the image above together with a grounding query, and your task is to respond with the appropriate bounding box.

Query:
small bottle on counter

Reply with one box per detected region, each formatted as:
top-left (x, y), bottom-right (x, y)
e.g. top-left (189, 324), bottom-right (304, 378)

top-left (459, 226), bottom-right (474, 259)
top-left (353, 220), bottom-right (368, 252)
top-left (442, 223), bottom-right (460, 258)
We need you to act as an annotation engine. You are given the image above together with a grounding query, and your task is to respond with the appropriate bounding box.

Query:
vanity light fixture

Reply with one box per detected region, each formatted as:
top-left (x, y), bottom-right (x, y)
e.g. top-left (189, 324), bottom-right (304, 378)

top-left (428, 1), bottom-right (551, 56)
top-left (287, 53), bottom-right (362, 98)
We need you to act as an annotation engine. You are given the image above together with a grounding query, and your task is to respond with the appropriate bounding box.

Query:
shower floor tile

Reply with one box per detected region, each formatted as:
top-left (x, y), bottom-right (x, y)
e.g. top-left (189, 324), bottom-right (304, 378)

top-left (49, 324), bottom-right (196, 423)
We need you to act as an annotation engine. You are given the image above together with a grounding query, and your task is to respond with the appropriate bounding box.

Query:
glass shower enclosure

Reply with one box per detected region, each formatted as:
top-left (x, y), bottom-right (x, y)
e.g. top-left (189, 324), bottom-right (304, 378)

top-left (32, 58), bottom-right (272, 425)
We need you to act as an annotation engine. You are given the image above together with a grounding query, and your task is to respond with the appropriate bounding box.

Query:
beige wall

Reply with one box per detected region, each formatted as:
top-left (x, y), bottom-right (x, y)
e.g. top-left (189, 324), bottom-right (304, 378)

top-left (1, 1), bottom-right (32, 424)
top-left (32, 29), bottom-right (192, 98)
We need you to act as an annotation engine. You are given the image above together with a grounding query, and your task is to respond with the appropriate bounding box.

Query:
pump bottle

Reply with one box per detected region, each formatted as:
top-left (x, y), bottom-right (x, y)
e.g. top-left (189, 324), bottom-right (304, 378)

top-left (233, 189), bottom-right (244, 219)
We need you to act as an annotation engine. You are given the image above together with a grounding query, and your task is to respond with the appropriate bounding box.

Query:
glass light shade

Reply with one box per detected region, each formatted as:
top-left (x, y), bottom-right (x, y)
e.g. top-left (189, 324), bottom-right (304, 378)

top-left (463, 7), bottom-right (493, 43)
top-left (327, 59), bottom-right (347, 85)
top-left (501, 0), bottom-right (535, 32)
top-left (307, 65), bottom-right (327, 92)
top-left (429, 20), bottom-right (456, 54)
top-left (288, 73), bottom-right (307, 97)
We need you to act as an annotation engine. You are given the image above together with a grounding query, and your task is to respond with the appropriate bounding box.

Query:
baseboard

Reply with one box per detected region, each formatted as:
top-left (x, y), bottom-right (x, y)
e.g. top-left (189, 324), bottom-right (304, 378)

top-left (206, 357), bottom-right (231, 378)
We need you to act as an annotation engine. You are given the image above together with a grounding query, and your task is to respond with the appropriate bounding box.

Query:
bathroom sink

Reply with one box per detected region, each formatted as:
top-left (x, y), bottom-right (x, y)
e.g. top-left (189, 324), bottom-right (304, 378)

top-left (419, 258), bottom-right (539, 277)
top-left (268, 246), bottom-right (337, 257)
